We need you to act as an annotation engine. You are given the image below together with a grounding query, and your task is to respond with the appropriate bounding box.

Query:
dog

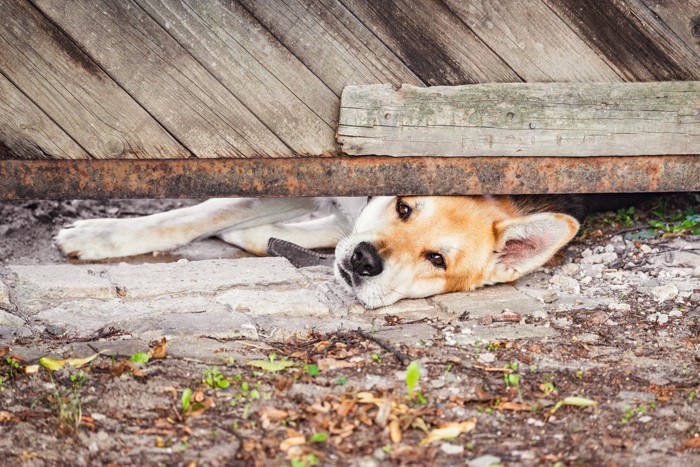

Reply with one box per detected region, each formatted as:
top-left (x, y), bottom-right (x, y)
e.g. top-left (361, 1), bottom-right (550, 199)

top-left (55, 195), bottom-right (586, 309)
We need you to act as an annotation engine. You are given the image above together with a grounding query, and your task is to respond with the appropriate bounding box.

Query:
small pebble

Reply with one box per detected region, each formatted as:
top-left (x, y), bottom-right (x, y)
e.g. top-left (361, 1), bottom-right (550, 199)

top-left (609, 303), bottom-right (631, 312)
top-left (440, 443), bottom-right (465, 455)
top-left (469, 455), bottom-right (502, 467)
top-left (650, 283), bottom-right (679, 302)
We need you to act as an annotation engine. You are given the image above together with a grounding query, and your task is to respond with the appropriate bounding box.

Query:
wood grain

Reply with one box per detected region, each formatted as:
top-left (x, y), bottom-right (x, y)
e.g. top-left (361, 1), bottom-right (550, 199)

top-left (33, 0), bottom-right (292, 158)
top-left (0, 73), bottom-right (89, 159)
top-left (136, 0), bottom-right (338, 156)
top-left (548, 0), bottom-right (700, 81)
top-left (238, 0), bottom-right (424, 96)
top-left (0, 0), bottom-right (187, 159)
top-left (640, 0), bottom-right (700, 57)
top-left (442, 0), bottom-right (621, 82)
top-left (338, 0), bottom-right (521, 84)
top-left (338, 82), bottom-right (700, 157)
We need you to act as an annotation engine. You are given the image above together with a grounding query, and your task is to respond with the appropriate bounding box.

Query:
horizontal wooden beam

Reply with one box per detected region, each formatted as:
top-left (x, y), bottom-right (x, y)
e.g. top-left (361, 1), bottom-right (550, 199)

top-left (1, 156), bottom-right (697, 200)
top-left (338, 82), bottom-right (700, 157)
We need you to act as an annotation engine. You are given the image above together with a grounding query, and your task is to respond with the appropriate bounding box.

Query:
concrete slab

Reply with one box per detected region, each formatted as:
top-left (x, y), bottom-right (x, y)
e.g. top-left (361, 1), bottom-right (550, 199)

top-left (106, 258), bottom-right (304, 299)
top-left (0, 280), bottom-right (9, 305)
top-left (9, 264), bottom-right (116, 313)
top-left (216, 287), bottom-right (329, 316)
top-left (433, 284), bottom-right (544, 318)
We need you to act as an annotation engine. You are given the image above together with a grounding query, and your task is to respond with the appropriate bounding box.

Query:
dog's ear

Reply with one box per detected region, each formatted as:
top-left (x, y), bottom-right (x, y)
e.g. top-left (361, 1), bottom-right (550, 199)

top-left (489, 213), bottom-right (580, 283)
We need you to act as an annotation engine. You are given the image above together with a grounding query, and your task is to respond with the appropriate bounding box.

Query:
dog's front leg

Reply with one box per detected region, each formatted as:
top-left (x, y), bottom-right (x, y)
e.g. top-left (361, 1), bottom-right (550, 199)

top-left (55, 198), bottom-right (319, 260)
top-left (217, 214), bottom-right (349, 255)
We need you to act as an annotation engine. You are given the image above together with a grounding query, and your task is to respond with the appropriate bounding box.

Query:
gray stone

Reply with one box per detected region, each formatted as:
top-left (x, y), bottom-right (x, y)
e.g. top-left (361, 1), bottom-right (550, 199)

top-left (434, 285), bottom-right (543, 318)
top-left (454, 323), bottom-right (557, 345)
top-left (650, 283), bottom-right (679, 302)
top-left (131, 309), bottom-right (259, 340)
top-left (107, 258), bottom-right (305, 299)
top-left (216, 287), bottom-right (329, 316)
top-left (0, 310), bottom-right (24, 327)
top-left (9, 265), bottom-right (116, 313)
top-left (0, 280), bottom-right (9, 305)
top-left (549, 274), bottom-right (580, 294)
top-left (469, 455), bottom-right (502, 467)
top-left (440, 443), bottom-right (465, 455)
top-left (580, 252), bottom-right (617, 265)
top-left (372, 322), bottom-right (437, 344)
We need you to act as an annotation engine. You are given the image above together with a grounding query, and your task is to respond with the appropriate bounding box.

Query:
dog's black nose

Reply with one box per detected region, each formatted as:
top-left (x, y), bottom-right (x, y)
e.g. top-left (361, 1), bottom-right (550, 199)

top-left (350, 242), bottom-right (383, 276)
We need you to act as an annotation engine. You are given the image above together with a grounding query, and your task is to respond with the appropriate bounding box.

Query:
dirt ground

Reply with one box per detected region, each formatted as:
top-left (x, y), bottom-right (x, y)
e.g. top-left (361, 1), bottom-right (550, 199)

top-left (0, 195), bottom-right (699, 466)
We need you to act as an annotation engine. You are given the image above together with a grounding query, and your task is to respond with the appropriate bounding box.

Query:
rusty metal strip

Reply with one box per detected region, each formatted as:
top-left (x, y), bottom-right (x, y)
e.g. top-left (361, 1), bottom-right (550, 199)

top-left (0, 156), bottom-right (698, 200)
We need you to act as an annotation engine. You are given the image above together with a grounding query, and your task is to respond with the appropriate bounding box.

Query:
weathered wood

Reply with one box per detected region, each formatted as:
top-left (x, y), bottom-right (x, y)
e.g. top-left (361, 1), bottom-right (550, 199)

top-left (548, 0), bottom-right (700, 81)
top-left (338, 0), bottom-right (521, 84)
top-left (238, 0), bottom-right (424, 95)
top-left (0, 74), bottom-right (89, 159)
top-left (442, 0), bottom-right (621, 82)
top-left (2, 156), bottom-right (698, 199)
top-left (338, 82), bottom-right (700, 157)
top-left (641, 0), bottom-right (700, 57)
top-left (136, 0), bottom-right (338, 156)
top-left (0, 0), bottom-right (187, 159)
top-left (33, 0), bottom-right (292, 158)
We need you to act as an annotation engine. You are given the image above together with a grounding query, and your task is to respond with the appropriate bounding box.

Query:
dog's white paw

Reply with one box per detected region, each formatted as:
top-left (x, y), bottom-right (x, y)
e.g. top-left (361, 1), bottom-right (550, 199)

top-left (55, 218), bottom-right (142, 260)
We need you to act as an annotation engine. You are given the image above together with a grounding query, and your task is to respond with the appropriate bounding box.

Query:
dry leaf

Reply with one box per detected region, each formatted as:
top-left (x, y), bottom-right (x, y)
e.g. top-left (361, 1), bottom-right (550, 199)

top-left (188, 398), bottom-right (215, 418)
top-left (683, 437), bottom-right (700, 449)
top-left (389, 419), bottom-right (402, 444)
top-left (420, 419), bottom-right (477, 445)
top-left (149, 337), bottom-right (167, 360)
top-left (0, 347), bottom-right (10, 358)
top-left (280, 435), bottom-right (305, 451)
top-left (111, 360), bottom-right (144, 378)
top-left (316, 358), bottom-right (357, 371)
top-left (23, 364), bottom-right (40, 375)
top-left (495, 401), bottom-right (535, 412)
top-left (0, 411), bottom-right (13, 422)
top-left (39, 351), bottom-right (107, 371)
top-left (260, 406), bottom-right (289, 421)
top-left (375, 399), bottom-right (392, 427)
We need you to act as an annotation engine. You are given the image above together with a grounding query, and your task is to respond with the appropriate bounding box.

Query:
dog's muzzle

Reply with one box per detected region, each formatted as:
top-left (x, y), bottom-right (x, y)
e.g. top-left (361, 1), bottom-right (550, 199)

top-left (338, 241), bottom-right (383, 287)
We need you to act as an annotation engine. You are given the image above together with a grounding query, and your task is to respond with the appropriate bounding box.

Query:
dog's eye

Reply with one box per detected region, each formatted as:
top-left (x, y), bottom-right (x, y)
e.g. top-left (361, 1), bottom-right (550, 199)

top-left (426, 252), bottom-right (446, 269)
top-left (396, 199), bottom-right (412, 220)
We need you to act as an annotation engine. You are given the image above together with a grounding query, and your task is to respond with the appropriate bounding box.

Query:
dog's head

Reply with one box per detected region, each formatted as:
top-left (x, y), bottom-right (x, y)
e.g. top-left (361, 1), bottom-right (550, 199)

top-left (334, 196), bottom-right (580, 309)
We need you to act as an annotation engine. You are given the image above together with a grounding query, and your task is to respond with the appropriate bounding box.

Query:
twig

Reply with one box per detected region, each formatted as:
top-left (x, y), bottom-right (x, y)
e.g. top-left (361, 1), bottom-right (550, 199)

top-left (355, 328), bottom-right (410, 366)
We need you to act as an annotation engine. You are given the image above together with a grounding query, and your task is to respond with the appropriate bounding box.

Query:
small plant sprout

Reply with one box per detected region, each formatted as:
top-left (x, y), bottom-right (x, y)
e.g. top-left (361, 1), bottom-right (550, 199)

top-left (371, 353), bottom-right (382, 363)
top-left (406, 361), bottom-right (421, 399)
top-left (130, 352), bottom-right (150, 365)
top-left (182, 388), bottom-right (193, 413)
top-left (202, 367), bottom-right (230, 389)
top-left (504, 361), bottom-right (520, 388)
top-left (304, 363), bottom-right (320, 376)
top-left (336, 376), bottom-right (348, 386)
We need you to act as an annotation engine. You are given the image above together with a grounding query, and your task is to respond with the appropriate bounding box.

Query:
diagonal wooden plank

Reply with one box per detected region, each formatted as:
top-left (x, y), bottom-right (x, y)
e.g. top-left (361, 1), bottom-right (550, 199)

top-left (442, 0), bottom-right (621, 82)
top-left (0, 73), bottom-right (90, 159)
top-left (337, 82), bottom-right (700, 157)
top-left (238, 0), bottom-right (424, 95)
top-left (338, 0), bottom-right (521, 84)
top-left (640, 0), bottom-right (700, 58)
top-left (33, 0), bottom-right (293, 158)
top-left (548, 0), bottom-right (700, 81)
top-left (0, 0), bottom-right (188, 159)
top-left (136, 0), bottom-right (338, 156)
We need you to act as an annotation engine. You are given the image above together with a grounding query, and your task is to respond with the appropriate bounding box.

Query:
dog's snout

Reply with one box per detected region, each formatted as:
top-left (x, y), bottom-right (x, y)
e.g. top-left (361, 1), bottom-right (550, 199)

top-left (350, 242), bottom-right (383, 277)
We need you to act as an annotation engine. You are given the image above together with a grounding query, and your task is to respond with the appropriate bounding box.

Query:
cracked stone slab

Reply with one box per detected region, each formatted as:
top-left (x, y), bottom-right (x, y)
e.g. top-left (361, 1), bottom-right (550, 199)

top-left (9, 265), bottom-right (116, 313)
top-left (433, 284), bottom-right (544, 319)
top-left (131, 309), bottom-right (259, 341)
top-left (451, 323), bottom-right (558, 345)
top-left (0, 280), bottom-right (9, 306)
top-left (107, 258), bottom-right (305, 299)
top-left (216, 287), bottom-right (330, 317)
